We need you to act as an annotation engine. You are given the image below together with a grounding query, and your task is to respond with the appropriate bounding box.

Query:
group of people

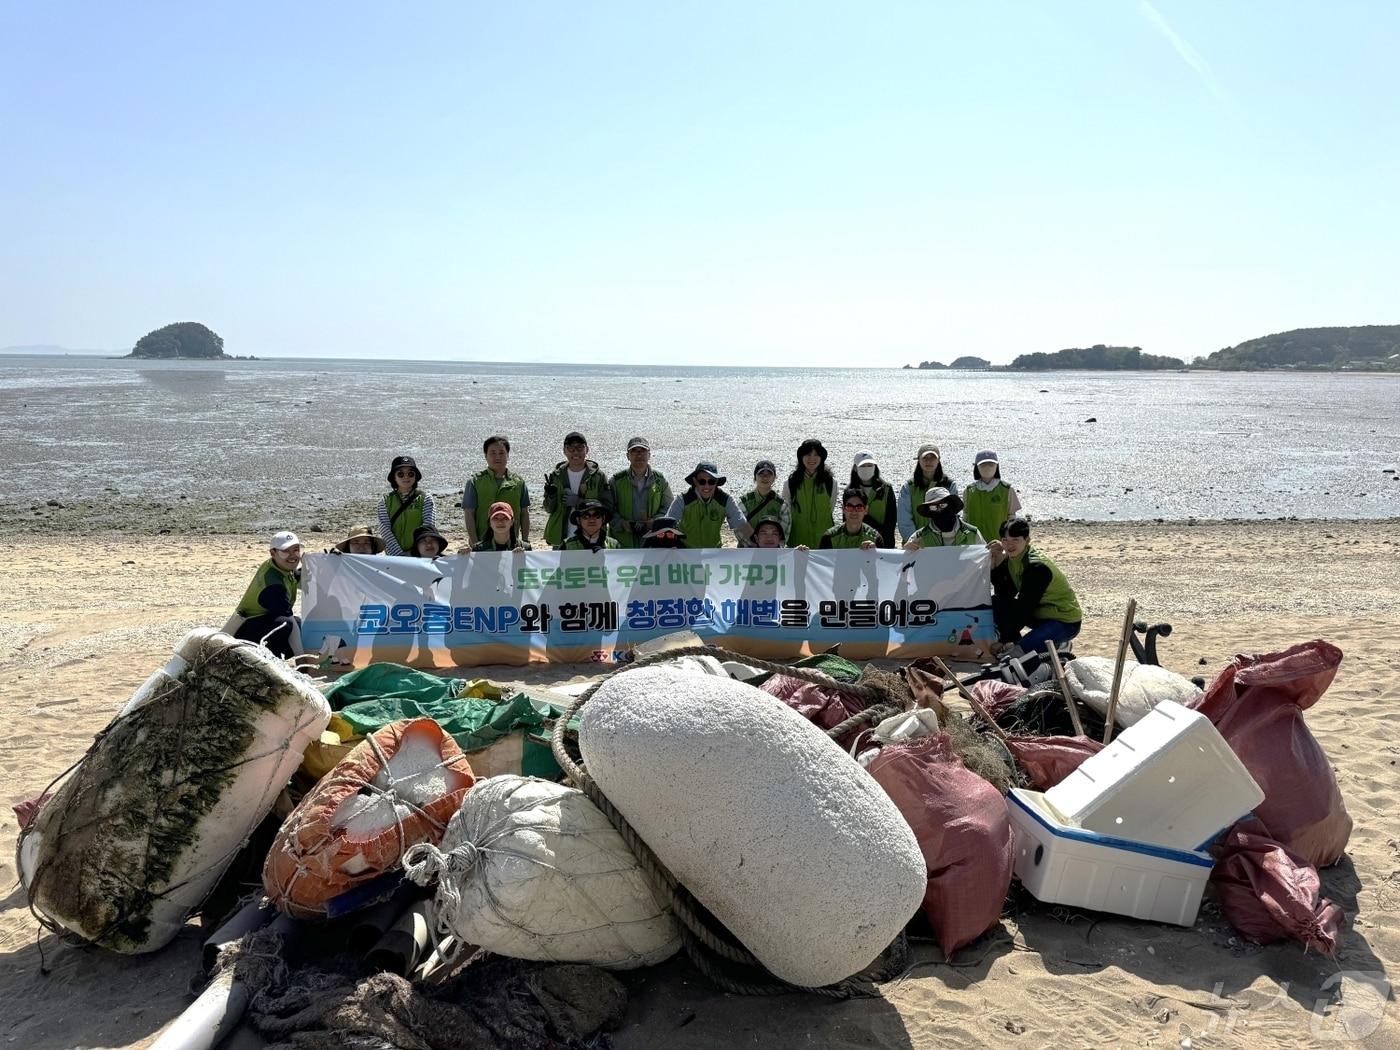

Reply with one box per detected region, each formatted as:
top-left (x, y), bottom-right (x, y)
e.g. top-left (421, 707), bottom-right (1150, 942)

top-left (231, 433), bottom-right (1080, 659)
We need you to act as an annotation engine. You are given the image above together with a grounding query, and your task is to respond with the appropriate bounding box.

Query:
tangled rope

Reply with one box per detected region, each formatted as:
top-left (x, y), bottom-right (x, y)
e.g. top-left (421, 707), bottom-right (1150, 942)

top-left (549, 644), bottom-right (911, 998)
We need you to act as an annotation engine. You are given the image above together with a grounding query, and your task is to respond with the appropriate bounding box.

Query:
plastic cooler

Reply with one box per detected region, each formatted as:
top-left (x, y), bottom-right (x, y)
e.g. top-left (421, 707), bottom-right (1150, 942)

top-left (1043, 699), bottom-right (1263, 851)
top-left (1008, 789), bottom-right (1213, 926)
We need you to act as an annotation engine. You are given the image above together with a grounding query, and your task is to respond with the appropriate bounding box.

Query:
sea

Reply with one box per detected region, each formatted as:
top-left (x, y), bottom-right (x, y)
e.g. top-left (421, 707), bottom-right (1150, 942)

top-left (3, 355), bottom-right (1397, 523)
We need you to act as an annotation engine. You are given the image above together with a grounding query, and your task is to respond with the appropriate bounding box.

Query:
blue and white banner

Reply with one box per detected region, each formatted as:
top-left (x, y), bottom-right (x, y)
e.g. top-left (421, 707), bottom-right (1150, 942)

top-left (301, 547), bottom-right (994, 667)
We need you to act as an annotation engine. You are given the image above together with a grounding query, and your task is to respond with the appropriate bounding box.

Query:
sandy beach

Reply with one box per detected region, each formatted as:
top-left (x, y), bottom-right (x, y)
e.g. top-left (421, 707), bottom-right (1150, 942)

top-left (2, 518), bottom-right (1398, 1048)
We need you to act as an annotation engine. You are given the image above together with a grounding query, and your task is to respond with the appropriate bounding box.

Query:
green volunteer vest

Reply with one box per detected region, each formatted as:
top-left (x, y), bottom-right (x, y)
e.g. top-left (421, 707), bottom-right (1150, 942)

top-left (788, 473), bottom-right (834, 549)
top-left (963, 481), bottom-right (1012, 545)
top-left (558, 532), bottom-right (619, 552)
top-left (236, 559), bottom-right (299, 618)
top-left (384, 490), bottom-right (426, 555)
top-left (1008, 547), bottom-right (1083, 624)
top-left (679, 491), bottom-right (730, 548)
top-left (471, 469), bottom-right (525, 539)
top-left (821, 523), bottom-right (880, 550)
top-left (740, 488), bottom-right (785, 529)
top-left (862, 482), bottom-right (895, 545)
top-left (912, 520), bottom-right (984, 547)
top-left (543, 461), bottom-right (609, 547)
top-left (610, 469), bottom-right (669, 549)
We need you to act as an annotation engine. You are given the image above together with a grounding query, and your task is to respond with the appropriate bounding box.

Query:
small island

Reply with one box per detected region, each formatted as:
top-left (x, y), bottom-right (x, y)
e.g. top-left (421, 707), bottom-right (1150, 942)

top-left (127, 322), bottom-right (231, 360)
top-left (1009, 345), bottom-right (1185, 370)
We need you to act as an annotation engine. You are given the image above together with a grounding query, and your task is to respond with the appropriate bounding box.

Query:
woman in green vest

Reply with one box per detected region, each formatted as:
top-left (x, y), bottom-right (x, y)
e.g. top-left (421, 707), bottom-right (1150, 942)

top-left (666, 462), bottom-right (753, 549)
top-left (963, 450), bottom-right (1022, 547)
top-left (232, 530), bottom-right (303, 658)
top-left (990, 518), bottom-right (1081, 654)
top-left (739, 459), bottom-right (788, 546)
top-left (818, 487), bottom-right (880, 549)
top-left (556, 499), bottom-right (619, 551)
top-left (610, 436), bottom-right (673, 548)
top-left (468, 502), bottom-right (525, 552)
top-left (377, 455), bottom-right (438, 557)
top-left (463, 435), bottom-right (530, 548)
top-left (849, 451), bottom-right (897, 547)
top-left (897, 443), bottom-right (959, 543)
top-left (781, 438), bottom-right (835, 549)
top-left (903, 487), bottom-right (984, 549)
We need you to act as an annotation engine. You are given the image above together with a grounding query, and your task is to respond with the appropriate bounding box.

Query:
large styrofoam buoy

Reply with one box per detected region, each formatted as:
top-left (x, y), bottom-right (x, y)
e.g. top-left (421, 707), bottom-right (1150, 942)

top-left (18, 629), bottom-right (330, 953)
top-left (404, 775), bottom-right (681, 969)
top-left (578, 665), bottom-right (926, 987)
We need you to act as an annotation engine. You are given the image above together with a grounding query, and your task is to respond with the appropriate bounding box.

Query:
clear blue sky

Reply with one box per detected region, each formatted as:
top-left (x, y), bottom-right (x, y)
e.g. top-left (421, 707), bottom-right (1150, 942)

top-left (2, 1), bottom-right (1396, 365)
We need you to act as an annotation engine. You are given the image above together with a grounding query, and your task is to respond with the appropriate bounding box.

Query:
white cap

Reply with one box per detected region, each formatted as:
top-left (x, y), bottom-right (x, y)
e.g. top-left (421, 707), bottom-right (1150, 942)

top-left (270, 530), bottom-right (302, 551)
top-left (853, 450), bottom-right (878, 469)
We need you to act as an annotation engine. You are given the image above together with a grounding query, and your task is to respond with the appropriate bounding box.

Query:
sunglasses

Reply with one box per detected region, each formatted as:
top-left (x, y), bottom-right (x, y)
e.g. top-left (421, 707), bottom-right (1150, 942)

top-left (394, 468), bottom-right (417, 477)
top-left (843, 502), bottom-right (866, 510)
top-left (695, 478), bottom-right (717, 486)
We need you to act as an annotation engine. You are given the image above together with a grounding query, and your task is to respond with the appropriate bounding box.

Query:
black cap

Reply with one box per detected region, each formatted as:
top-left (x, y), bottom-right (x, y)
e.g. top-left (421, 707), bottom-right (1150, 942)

top-left (563, 431), bottom-right (587, 446)
top-left (754, 459), bottom-right (777, 477)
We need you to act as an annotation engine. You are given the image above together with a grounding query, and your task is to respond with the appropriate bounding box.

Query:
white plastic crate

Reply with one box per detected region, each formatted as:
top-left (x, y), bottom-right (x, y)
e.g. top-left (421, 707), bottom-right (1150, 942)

top-left (1044, 699), bottom-right (1262, 851)
top-left (1008, 789), bottom-right (1213, 926)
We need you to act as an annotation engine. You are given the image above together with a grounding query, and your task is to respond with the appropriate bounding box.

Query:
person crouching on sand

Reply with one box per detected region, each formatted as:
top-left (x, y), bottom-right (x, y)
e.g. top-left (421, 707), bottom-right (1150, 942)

top-left (753, 518), bottom-right (787, 549)
top-left (466, 502), bottom-right (525, 552)
top-left (988, 517), bottom-right (1082, 655)
top-left (410, 524), bottom-right (450, 559)
top-left (332, 524), bottom-right (385, 555)
top-left (641, 515), bottom-right (687, 549)
top-left (557, 499), bottom-right (618, 552)
top-left (232, 530), bottom-right (304, 658)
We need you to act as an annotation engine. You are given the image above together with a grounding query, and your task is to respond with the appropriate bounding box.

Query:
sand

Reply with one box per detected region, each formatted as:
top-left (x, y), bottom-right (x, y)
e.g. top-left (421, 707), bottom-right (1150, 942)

top-left (2, 519), bottom-right (1397, 1048)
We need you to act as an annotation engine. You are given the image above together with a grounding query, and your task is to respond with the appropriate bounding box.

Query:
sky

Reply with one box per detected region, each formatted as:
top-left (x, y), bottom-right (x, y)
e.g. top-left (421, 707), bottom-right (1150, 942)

top-left (1, 1), bottom-right (1397, 366)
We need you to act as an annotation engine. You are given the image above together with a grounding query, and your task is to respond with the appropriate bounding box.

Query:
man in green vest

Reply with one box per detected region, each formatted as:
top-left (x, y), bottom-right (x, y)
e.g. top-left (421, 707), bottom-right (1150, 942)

top-left (231, 530), bottom-right (303, 658)
top-left (818, 487), bottom-right (880, 550)
top-left (556, 499), bottom-right (619, 552)
top-left (989, 517), bottom-right (1082, 654)
top-left (542, 431), bottom-right (611, 548)
top-left (610, 436), bottom-right (673, 548)
top-left (666, 462), bottom-right (753, 549)
top-left (903, 487), bottom-right (984, 550)
top-left (464, 435), bottom-right (531, 547)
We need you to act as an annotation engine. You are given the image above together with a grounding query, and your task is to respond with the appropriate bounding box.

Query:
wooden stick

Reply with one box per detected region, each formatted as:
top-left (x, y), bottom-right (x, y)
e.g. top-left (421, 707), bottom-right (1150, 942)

top-left (1044, 645), bottom-right (1085, 737)
top-left (1102, 598), bottom-right (1138, 744)
top-left (931, 657), bottom-right (1009, 742)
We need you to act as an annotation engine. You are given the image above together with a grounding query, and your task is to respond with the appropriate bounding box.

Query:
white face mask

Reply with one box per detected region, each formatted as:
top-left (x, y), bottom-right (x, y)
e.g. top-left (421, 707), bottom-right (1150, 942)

top-left (856, 464), bottom-right (877, 483)
top-left (978, 463), bottom-right (998, 481)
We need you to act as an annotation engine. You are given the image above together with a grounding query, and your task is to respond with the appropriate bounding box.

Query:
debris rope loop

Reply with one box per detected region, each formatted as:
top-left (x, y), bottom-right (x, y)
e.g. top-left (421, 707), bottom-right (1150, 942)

top-left (549, 644), bottom-right (911, 998)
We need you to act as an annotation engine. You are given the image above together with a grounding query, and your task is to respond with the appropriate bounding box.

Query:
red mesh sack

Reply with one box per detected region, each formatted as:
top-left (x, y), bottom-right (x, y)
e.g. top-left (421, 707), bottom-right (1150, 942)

top-left (1210, 817), bottom-right (1345, 954)
top-left (970, 680), bottom-right (1028, 720)
top-left (760, 674), bottom-right (868, 748)
top-left (866, 734), bottom-right (1013, 956)
top-left (1005, 735), bottom-right (1104, 790)
top-left (1192, 641), bottom-right (1351, 867)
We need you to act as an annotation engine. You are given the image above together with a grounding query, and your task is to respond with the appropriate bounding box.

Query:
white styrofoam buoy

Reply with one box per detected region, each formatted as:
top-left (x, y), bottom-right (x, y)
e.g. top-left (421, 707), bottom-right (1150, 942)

top-left (578, 665), bottom-right (926, 987)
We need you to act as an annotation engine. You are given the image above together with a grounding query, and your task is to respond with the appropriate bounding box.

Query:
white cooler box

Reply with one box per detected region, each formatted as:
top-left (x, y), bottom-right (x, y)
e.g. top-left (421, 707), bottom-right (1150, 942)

top-left (1008, 789), bottom-right (1214, 926)
top-left (1044, 700), bottom-right (1262, 851)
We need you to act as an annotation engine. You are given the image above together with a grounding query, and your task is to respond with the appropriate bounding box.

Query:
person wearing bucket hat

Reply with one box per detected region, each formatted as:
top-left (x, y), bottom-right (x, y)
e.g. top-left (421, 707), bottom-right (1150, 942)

top-left (467, 501), bottom-right (525, 552)
top-left (818, 486), bottom-right (879, 550)
top-left (463, 435), bottom-right (530, 549)
top-left (333, 525), bottom-right (386, 555)
top-left (903, 487), bottom-right (983, 551)
top-left (752, 517), bottom-right (787, 549)
top-left (849, 451), bottom-right (897, 548)
top-left (232, 530), bottom-right (305, 658)
top-left (782, 438), bottom-right (836, 549)
top-left (378, 455), bottom-right (438, 557)
top-left (963, 450), bottom-right (1022, 548)
top-left (610, 436), bottom-right (673, 549)
top-left (557, 498), bottom-right (619, 552)
top-left (542, 432), bottom-right (611, 548)
top-left (739, 459), bottom-right (789, 547)
top-left (641, 515), bottom-right (687, 549)
top-left (666, 461), bottom-right (753, 549)
top-left (897, 444), bottom-right (959, 544)
top-left (989, 517), bottom-right (1081, 654)
top-left (410, 524), bottom-right (451, 559)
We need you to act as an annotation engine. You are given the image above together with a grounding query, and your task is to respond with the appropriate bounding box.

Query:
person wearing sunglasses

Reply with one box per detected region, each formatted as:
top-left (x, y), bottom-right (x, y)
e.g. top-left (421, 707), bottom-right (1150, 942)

top-left (818, 487), bottom-right (879, 550)
top-left (377, 455), bottom-right (437, 557)
top-left (641, 515), bottom-right (687, 549)
top-left (555, 499), bottom-right (619, 552)
top-left (542, 431), bottom-right (611, 548)
top-left (902, 487), bottom-right (983, 550)
top-left (666, 461), bottom-right (753, 549)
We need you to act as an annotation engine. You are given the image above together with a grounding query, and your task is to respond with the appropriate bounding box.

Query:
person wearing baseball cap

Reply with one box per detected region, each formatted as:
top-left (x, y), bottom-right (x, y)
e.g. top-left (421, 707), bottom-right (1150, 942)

top-left (610, 436), bottom-right (673, 549)
top-left (989, 517), bottom-right (1081, 655)
top-left (556, 498), bottom-right (619, 552)
top-left (782, 438), bottom-right (836, 549)
top-left (231, 530), bottom-right (305, 658)
top-left (333, 524), bottom-right (386, 555)
top-left (468, 501), bottom-right (526, 552)
top-left (903, 487), bottom-right (983, 551)
top-left (542, 431), bottom-right (610, 548)
top-left (849, 451), bottom-right (897, 548)
top-left (378, 454), bottom-right (438, 557)
top-left (463, 435), bottom-right (530, 549)
top-left (739, 459), bottom-right (788, 547)
top-left (897, 443), bottom-right (958, 544)
top-left (666, 462), bottom-right (753, 548)
top-left (963, 449), bottom-right (1022, 548)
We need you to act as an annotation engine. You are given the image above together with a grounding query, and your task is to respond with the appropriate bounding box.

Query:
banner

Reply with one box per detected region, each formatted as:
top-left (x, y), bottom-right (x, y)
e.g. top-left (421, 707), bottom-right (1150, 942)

top-left (301, 547), bottom-right (994, 668)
